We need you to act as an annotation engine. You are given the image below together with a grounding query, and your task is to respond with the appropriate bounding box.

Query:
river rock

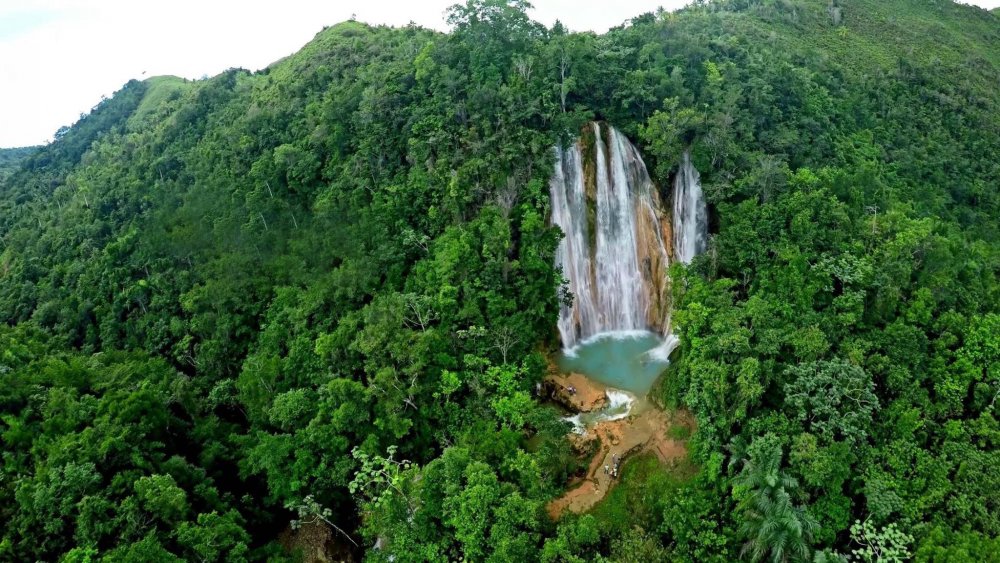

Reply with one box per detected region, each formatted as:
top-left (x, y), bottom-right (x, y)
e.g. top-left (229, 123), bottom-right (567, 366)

top-left (543, 372), bottom-right (608, 413)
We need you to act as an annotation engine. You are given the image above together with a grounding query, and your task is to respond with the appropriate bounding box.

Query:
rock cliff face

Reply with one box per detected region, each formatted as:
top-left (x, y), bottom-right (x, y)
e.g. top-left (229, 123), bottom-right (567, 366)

top-left (550, 122), bottom-right (674, 348)
top-left (633, 162), bottom-right (672, 330)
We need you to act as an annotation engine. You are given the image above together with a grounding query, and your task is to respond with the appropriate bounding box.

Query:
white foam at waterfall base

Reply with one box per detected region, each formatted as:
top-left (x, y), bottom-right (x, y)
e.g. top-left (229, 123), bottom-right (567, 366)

top-left (564, 389), bottom-right (636, 434)
top-left (561, 329), bottom-right (653, 358)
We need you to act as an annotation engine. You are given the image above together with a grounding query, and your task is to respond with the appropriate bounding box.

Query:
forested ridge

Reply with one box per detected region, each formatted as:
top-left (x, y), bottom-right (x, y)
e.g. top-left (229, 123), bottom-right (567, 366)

top-left (1, 0), bottom-right (999, 561)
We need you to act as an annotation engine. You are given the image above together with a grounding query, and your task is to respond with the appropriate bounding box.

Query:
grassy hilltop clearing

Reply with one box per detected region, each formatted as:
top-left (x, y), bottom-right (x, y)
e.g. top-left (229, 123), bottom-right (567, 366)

top-left (1, 1), bottom-right (998, 561)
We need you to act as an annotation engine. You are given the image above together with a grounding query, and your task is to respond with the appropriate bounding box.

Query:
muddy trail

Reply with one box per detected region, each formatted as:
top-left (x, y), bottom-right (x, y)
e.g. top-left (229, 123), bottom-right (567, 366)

top-left (544, 373), bottom-right (695, 520)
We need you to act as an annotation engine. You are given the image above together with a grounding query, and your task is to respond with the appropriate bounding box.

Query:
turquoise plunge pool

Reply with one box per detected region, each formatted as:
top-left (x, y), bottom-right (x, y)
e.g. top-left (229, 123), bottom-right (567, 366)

top-left (556, 331), bottom-right (674, 395)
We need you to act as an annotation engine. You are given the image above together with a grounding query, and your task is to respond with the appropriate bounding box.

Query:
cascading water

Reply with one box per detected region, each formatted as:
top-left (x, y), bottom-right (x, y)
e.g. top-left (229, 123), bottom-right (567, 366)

top-left (564, 390), bottom-right (635, 434)
top-left (550, 123), bottom-right (707, 399)
top-left (551, 123), bottom-right (671, 350)
top-left (672, 151), bottom-right (708, 265)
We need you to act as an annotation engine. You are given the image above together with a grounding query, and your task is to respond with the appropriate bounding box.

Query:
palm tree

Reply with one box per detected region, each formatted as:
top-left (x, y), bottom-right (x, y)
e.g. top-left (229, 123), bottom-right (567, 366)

top-left (733, 436), bottom-right (818, 563)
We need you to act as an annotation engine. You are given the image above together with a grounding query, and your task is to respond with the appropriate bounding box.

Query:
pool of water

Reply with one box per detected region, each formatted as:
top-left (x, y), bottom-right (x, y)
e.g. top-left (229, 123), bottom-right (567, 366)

top-left (557, 331), bottom-right (675, 395)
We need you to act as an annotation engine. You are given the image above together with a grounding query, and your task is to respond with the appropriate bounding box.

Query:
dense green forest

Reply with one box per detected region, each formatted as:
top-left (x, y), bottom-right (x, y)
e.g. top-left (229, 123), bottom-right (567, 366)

top-left (0, 147), bottom-right (39, 183)
top-left (2, 0), bottom-right (999, 560)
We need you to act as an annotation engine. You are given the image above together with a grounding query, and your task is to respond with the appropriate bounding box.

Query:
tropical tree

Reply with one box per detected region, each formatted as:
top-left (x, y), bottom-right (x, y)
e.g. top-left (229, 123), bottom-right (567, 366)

top-left (732, 435), bottom-right (818, 562)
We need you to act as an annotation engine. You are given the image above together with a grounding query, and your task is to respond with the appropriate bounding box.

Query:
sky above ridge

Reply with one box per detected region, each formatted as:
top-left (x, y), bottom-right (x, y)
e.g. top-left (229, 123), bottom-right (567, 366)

top-left (1, 0), bottom-right (998, 148)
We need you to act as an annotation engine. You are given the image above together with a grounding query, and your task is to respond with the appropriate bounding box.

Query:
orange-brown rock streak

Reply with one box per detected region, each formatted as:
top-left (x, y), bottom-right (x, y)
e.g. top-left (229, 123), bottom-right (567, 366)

top-left (635, 186), bottom-right (672, 333)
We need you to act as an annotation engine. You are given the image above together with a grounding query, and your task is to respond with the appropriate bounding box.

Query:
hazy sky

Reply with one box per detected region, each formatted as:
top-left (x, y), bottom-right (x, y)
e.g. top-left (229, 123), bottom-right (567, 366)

top-left (1, 0), bottom-right (998, 148)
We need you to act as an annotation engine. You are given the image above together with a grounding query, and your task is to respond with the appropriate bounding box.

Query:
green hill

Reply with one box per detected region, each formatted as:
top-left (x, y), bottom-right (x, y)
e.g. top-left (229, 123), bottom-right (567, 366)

top-left (1, 1), bottom-right (998, 561)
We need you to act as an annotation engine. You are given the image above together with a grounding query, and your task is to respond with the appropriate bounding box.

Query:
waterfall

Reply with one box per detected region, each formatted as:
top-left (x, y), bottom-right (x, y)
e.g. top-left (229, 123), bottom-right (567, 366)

top-left (672, 151), bottom-right (708, 265)
top-left (551, 123), bottom-right (671, 349)
top-left (550, 123), bottom-right (708, 399)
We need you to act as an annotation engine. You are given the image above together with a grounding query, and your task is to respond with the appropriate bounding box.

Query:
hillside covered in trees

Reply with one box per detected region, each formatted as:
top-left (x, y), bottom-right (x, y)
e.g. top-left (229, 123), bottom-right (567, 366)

top-left (1, 0), bottom-right (999, 561)
top-left (0, 147), bottom-right (38, 183)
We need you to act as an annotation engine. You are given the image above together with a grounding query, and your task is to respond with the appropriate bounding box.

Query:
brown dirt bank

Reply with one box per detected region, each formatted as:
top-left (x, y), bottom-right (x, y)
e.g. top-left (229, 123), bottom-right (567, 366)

top-left (546, 400), bottom-right (695, 519)
top-left (542, 371), bottom-right (610, 413)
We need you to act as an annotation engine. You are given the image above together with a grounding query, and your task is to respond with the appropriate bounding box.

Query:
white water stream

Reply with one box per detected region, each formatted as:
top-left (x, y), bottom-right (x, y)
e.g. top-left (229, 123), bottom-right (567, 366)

top-left (672, 151), bottom-right (708, 265)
